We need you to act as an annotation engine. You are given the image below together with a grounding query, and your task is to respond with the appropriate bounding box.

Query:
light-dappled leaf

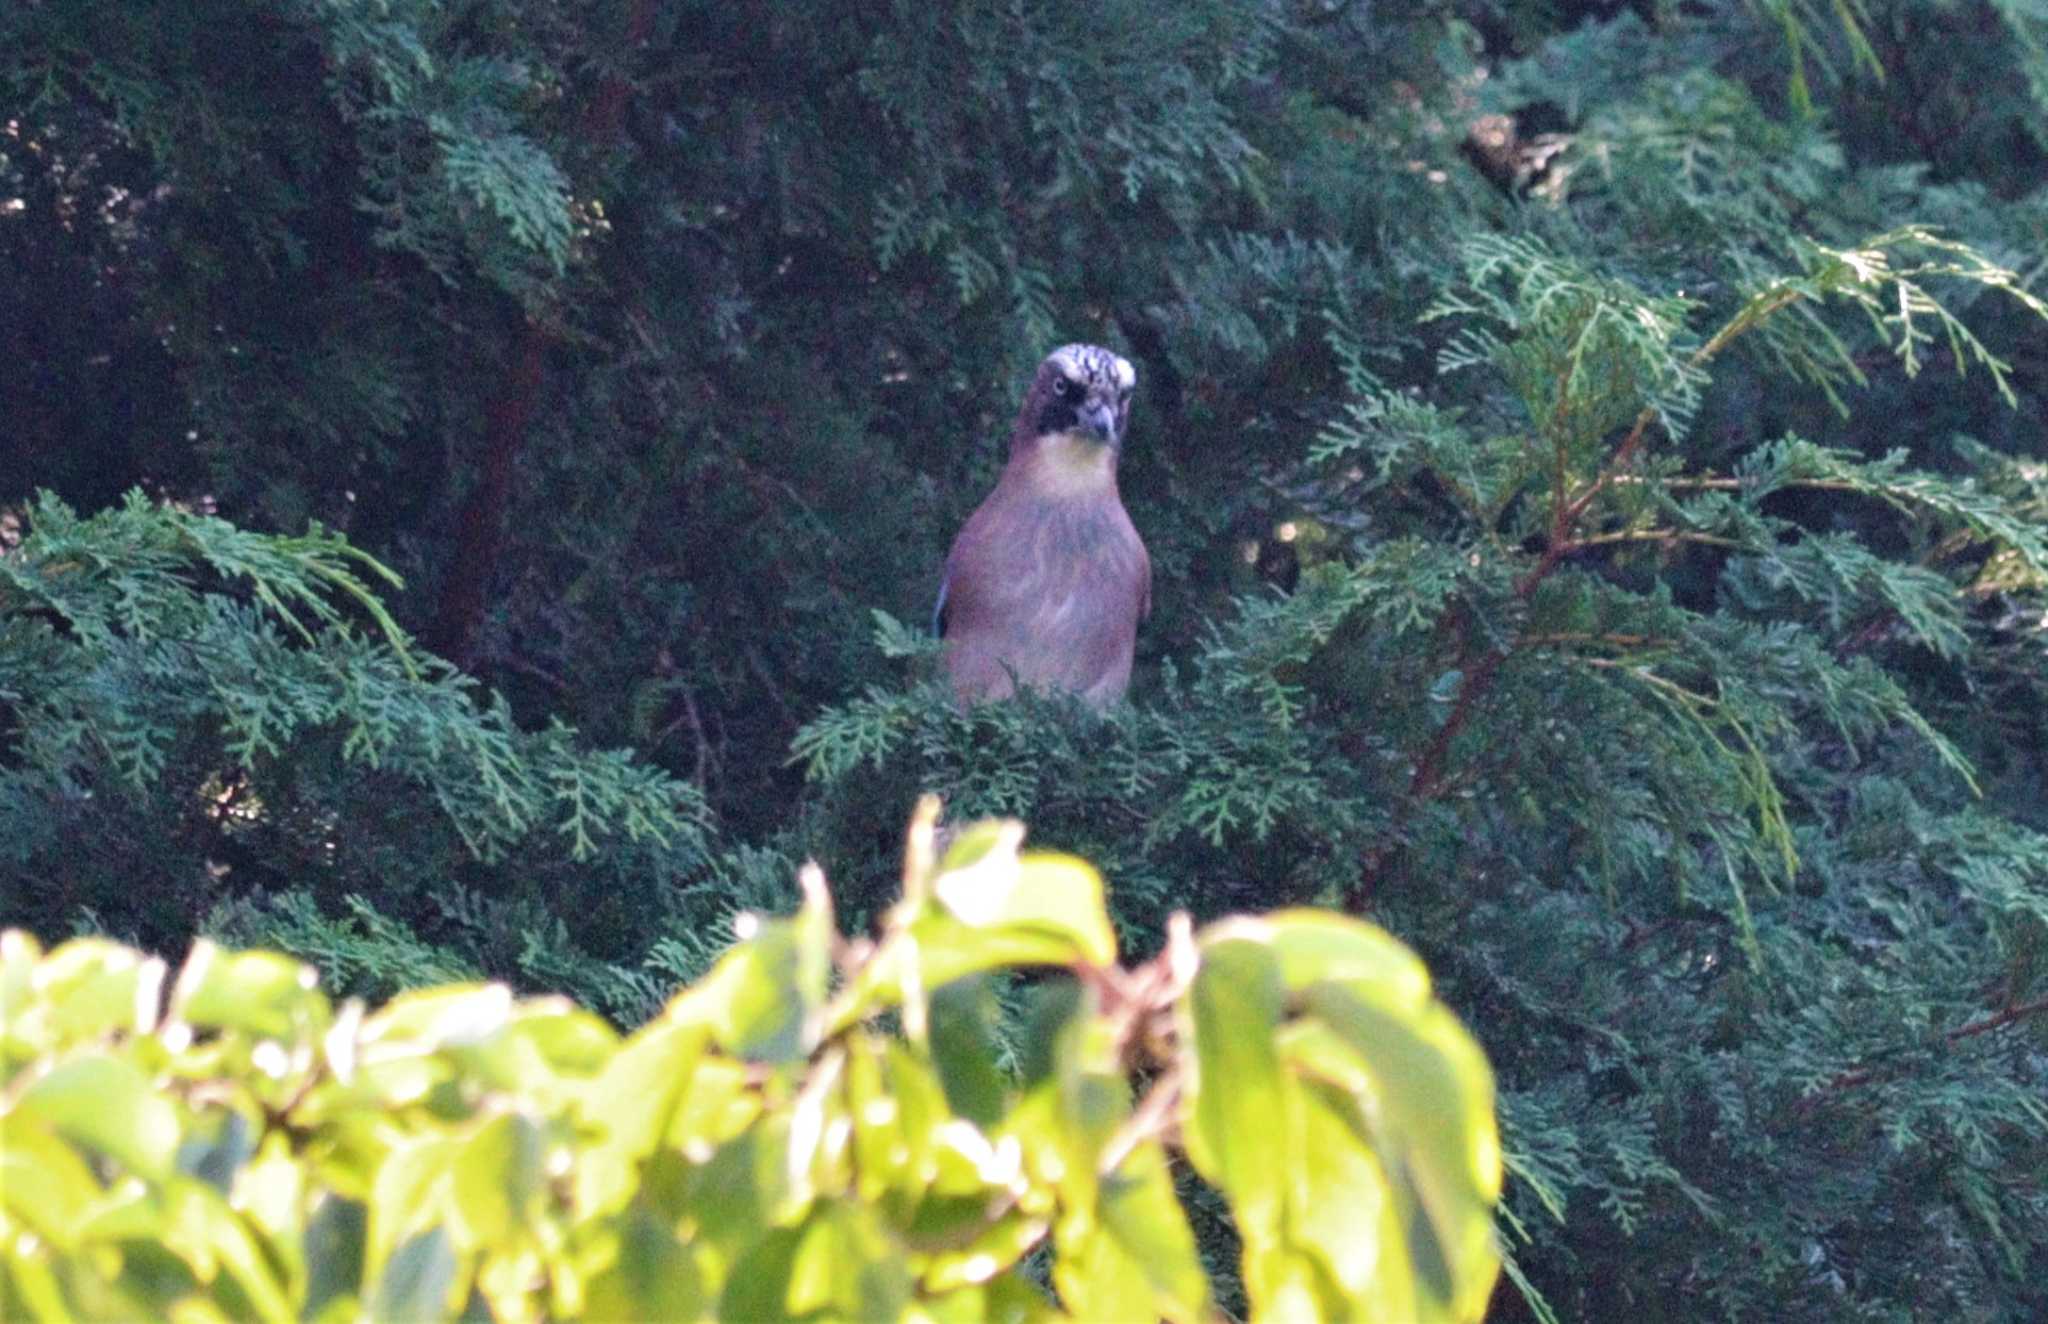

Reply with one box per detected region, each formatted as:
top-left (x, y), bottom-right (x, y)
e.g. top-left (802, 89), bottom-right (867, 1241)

top-left (665, 1052), bottom-right (762, 1152)
top-left (1182, 937), bottom-right (1288, 1242)
top-left (0, 931), bottom-right (41, 1051)
top-left (366, 1133), bottom-right (457, 1286)
top-left (933, 821), bottom-right (1117, 967)
top-left (1257, 910), bottom-right (1433, 1011)
top-left (675, 919), bottom-right (811, 1060)
top-left (1303, 982), bottom-right (1502, 1321)
top-left (791, 1203), bottom-right (916, 1320)
top-left (450, 1110), bottom-right (542, 1248)
top-left (719, 1206), bottom-right (915, 1323)
top-left (1289, 1076), bottom-right (1415, 1323)
top-left (1093, 1140), bottom-right (1212, 1322)
top-left (575, 1016), bottom-right (705, 1217)
top-left (21, 939), bottom-right (165, 1046)
top-left (579, 1200), bottom-right (703, 1322)
top-left (922, 1271), bottom-right (1064, 1323)
top-left (929, 975), bottom-right (1010, 1127)
top-left (12, 1054), bottom-right (182, 1181)
top-left (374, 1226), bottom-right (458, 1323)
top-left (917, 1206), bottom-right (1049, 1290)
top-left (1053, 1206), bottom-right (1162, 1323)
top-left (1, 1122), bottom-right (103, 1250)
top-left (169, 942), bottom-right (324, 1040)
top-left (361, 983), bottom-right (513, 1052)
top-left (157, 1179), bottom-right (294, 1324)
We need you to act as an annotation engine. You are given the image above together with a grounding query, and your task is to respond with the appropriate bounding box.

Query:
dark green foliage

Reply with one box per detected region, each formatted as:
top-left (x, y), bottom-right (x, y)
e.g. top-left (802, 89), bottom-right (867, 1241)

top-left (7, 0), bottom-right (2048, 1317)
top-left (0, 492), bottom-right (715, 1018)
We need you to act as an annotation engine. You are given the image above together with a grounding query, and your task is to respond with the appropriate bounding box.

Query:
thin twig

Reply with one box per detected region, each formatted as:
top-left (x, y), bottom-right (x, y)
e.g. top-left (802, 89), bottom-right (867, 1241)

top-left (1559, 528), bottom-right (1744, 552)
top-left (1098, 1069), bottom-right (1183, 1176)
top-left (1792, 993), bottom-right (2048, 1117)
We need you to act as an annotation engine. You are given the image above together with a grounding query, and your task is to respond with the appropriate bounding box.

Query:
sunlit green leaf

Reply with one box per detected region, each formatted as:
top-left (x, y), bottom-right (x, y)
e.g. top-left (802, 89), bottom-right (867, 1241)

top-left (450, 1111), bottom-right (541, 1249)
top-left (922, 1271), bottom-right (1066, 1324)
top-left (158, 1179), bottom-right (295, 1324)
top-left (933, 840), bottom-right (1118, 969)
top-left (12, 1055), bottom-right (182, 1181)
top-left (23, 939), bottom-right (165, 1046)
top-left (365, 1134), bottom-right (457, 1287)
top-left (361, 984), bottom-right (513, 1053)
top-left (1302, 982), bottom-right (1501, 1321)
top-left (1290, 1076), bottom-right (1414, 1323)
top-left (1182, 937), bottom-right (1288, 1243)
top-left (579, 1201), bottom-right (703, 1323)
top-left (1096, 1140), bottom-right (1212, 1323)
top-left (574, 1016), bottom-right (705, 1218)
top-left (929, 975), bottom-right (1011, 1128)
top-left (1, 1121), bottom-right (103, 1250)
top-left (1254, 910), bottom-right (1432, 1011)
top-left (169, 942), bottom-right (325, 1041)
top-left (373, 1226), bottom-right (458, 1323)
top-left (789, 1203), bottom-right (915, 1320)
top-left (674, 920), bottom-right (810, 1061)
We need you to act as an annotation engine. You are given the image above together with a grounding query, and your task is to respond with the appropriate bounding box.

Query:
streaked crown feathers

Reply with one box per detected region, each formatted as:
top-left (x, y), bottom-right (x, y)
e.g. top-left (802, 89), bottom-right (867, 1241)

top-left (1046, 344), bottom-right (1136, 394)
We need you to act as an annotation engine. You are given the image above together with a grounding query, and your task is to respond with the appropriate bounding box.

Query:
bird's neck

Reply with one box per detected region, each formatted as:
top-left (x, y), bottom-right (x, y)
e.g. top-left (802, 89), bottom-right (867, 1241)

top-left (1008, 431), bottom-right (1119, 499)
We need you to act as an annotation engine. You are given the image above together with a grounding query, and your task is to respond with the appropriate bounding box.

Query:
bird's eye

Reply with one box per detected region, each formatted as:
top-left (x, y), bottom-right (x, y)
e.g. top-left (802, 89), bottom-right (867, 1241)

top-left (1055, 377), bottom-right (1078, 397)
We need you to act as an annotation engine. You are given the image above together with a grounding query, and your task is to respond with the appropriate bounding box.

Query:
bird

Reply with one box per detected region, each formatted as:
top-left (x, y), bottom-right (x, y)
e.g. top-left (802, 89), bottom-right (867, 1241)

top-left (933, 343), bottom-right (1151, 708)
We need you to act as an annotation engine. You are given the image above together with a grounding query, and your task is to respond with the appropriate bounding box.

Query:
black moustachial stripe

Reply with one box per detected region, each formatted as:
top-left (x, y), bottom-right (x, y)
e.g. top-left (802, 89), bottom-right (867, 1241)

top-left (1033, 398), bottom-right (1080, 437)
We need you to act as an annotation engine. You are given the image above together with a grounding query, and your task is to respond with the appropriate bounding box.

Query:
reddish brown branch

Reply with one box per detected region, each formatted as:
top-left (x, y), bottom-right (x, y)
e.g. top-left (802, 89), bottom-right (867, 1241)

top-left (1515, 404), bottom-right (1658, 597)
top-left (431, 0), bottom-right (656, 668)
top-left (434, 329), bottom-right (543, 665)
top-left (1348, 293), bottom-right (1794, 910)
top-left (583, 0), bottom-right (659, 141)
top-left (1946, 994), bottom-right (2048, 1043)
top-left (1793, 994), bottom-right (2048, 1117)
top-left (1406, 646), bottom-right (1503, 803)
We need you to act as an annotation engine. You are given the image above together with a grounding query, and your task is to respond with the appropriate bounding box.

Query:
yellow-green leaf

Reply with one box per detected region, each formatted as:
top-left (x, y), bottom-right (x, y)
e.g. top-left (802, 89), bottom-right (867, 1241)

top-left (934, 842), bottom-right (1118, 969)
top-left (1302, 982), bottom-right (1501, 1321)
top-left (24, 939), bottom-right (165, 1046)
top-left (1181, 937), bottom-right (1287, 1242)
top-left (13, 1054), bottom-right (182, 1181)
top-left (674, 921), bottom-right (810, 1060)
top-left (1256, 910), bottom-right (1433, 1011)
top-left (1096, 1140), bottom-right (1211, 1323)
top-left (1, 1120), bottom-right (103, 1250)
top-left (575, 1016), bottom-right (705, 1219)
top-left (169, 942), bottom-right (325, 1041)
top-left (450, 1110), bottom-right (542, 1248)
top-left (579, 1201), bottom-right (703, 1323)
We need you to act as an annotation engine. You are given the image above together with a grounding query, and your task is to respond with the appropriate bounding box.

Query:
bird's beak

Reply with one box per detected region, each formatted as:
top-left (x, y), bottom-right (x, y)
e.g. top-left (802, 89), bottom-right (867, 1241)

top-left (1082, 401), bottom-right (1120, 445)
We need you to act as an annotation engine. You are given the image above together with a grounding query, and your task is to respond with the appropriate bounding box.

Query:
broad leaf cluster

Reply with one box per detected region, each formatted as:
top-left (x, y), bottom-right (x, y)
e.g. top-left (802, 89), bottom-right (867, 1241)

top-left (0, 802), bottom-right (1500, 1322)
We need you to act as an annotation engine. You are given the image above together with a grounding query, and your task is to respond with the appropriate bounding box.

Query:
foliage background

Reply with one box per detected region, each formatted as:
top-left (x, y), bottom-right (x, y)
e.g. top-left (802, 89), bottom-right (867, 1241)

top-left (5, 0), bottom-right (2048, 1318)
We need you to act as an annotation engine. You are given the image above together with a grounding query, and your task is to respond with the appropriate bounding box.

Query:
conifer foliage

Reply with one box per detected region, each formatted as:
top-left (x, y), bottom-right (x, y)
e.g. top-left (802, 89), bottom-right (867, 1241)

top-left (6, 0), bottom-right (2048, 1317)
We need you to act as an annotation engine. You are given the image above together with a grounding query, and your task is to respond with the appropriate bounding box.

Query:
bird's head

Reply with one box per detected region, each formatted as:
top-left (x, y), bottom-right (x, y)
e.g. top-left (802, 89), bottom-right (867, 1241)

top-left (1020, 343), bottom-right (1136, 453)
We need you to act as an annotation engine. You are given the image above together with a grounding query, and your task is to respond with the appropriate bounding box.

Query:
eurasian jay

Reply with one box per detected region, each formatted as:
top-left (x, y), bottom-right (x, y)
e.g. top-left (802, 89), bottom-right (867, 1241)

top-left (934, 344), bottom-right (1151, 708)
